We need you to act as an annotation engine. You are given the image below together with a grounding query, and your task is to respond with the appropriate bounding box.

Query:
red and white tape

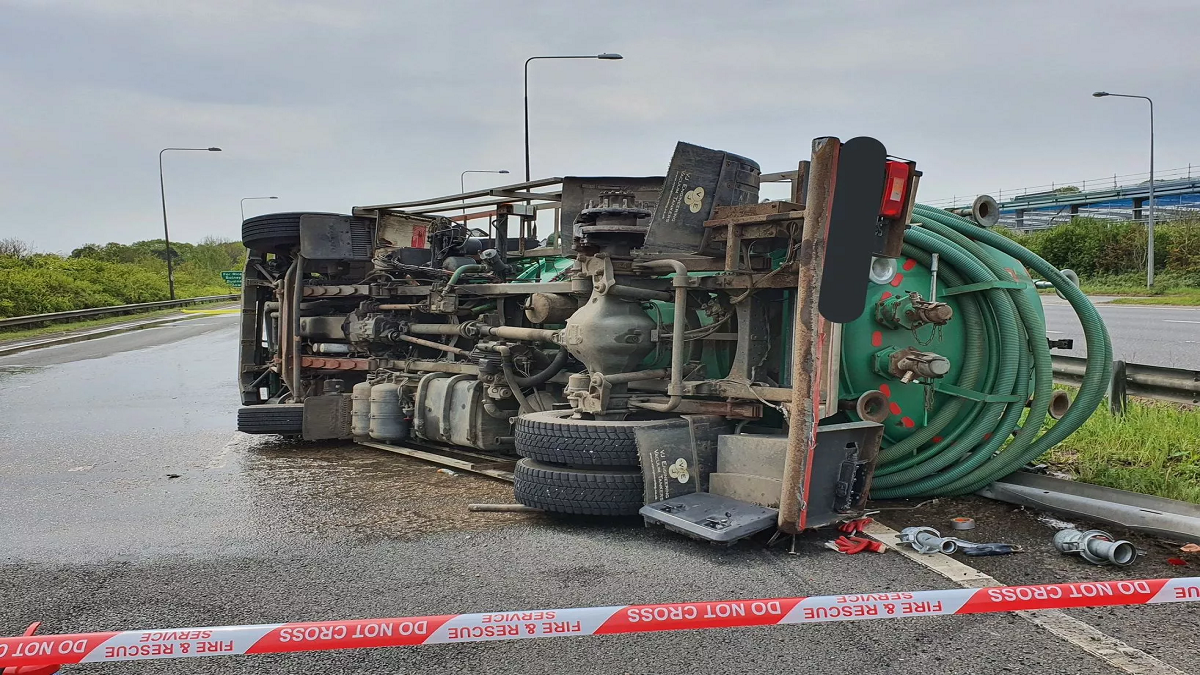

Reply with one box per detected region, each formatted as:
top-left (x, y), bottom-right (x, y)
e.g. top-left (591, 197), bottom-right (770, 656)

top-left (2, 577), bottom-right (1197, 669)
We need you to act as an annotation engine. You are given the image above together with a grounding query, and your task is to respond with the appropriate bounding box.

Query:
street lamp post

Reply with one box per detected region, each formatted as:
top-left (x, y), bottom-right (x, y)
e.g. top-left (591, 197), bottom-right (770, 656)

top-left (1093, 91), bottom-right (1155, 288)
top-left (461, 170), bottom-right (509, 222)
top-left (524, 53), bottom-right (622, 181)
top-left (160, 146), bottom-right (222, 300)
top-left (241, 196), bottom-right (278, 222)
top-left (461, 170), bottom-right (510, 195)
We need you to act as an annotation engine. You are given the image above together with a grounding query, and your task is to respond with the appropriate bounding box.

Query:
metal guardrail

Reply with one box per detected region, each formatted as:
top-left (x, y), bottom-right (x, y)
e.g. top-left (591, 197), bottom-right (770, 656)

top-left (1052, 354), bottom-right (1200, 407)
top-left (0, 295), bottom-right (238, 329)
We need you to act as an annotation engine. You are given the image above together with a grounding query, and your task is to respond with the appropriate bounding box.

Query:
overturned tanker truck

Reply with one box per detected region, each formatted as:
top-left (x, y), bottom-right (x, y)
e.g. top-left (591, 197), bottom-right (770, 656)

top-left (236, 136), bottom-right (1111, 542)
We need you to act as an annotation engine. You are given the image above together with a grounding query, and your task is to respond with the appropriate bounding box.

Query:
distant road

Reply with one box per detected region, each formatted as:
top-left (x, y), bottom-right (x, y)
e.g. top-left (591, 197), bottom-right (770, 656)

top-left (1041, 297), bottom-right (1200, 369)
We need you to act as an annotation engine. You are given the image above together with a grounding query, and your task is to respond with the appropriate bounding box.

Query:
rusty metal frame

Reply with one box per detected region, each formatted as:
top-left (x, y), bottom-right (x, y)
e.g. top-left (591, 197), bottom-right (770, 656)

top-left (356, 178), bottom-right (564, 212)
top-left (778, 136), bottom-right (840, 534)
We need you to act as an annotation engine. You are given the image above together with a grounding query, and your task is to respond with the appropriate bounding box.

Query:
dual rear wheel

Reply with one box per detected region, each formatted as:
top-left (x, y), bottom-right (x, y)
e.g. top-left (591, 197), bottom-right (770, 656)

top-left (512, 410), bottom-right (659, 516)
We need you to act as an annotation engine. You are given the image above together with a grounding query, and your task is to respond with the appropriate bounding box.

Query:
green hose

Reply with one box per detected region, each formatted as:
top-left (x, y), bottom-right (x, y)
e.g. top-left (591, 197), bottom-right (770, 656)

top-left (447, 264), bottom-right (489, 286)
top-left (868, 205), bottom-right (1112, 499)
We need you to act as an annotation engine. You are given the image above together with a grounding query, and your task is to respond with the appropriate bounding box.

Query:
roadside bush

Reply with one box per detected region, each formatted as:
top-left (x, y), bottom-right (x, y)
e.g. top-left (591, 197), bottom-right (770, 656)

top-left (1003, 218), bottom-right (1200, 279)
top-left (0, 238), bottom-right (241, 318)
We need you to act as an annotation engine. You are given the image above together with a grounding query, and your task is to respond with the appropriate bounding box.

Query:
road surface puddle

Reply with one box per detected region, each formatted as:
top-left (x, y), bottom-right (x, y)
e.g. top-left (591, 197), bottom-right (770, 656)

top-left (233, 434), bottom-right (532, 540)
top-left (0, 365), bottom-right (43, 381)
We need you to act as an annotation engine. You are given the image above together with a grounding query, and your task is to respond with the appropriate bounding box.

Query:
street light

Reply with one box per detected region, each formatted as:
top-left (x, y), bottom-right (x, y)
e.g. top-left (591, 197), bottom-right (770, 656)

top-left (160, 146), bottom-right (221, 300)
top-left (241, 196), bottom-right (278, 222)
top-left (524, 53), bottom-right (623, 181)
top-left (1093, 91), bottom-right (1155, 288)
top-left (461, 169), bottom-right (510, 195)
top-left (461, 170), bottom-right (509, 222)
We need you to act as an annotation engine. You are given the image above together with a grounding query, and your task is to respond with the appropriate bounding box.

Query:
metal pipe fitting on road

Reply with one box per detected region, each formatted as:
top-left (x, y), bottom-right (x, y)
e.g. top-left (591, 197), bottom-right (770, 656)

top-left (1052, 528), bottom-right (1137, 566)
top-left (897, 526), bottom-right (959, 554)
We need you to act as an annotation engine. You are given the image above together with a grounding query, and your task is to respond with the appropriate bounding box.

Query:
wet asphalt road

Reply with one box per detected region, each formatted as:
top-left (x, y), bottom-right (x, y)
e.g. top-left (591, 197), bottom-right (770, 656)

top-left (1042, 297), bottom-right (1200, 369)
top-left (0, 316), bottom-right (1194, 674)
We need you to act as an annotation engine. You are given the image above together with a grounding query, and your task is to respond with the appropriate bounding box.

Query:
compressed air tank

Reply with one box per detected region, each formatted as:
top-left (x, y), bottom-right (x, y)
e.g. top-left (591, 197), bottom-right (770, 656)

top-left (351, 381), bottom-right (373, 438)
top-left (368, 382), bottom-right (408, 442)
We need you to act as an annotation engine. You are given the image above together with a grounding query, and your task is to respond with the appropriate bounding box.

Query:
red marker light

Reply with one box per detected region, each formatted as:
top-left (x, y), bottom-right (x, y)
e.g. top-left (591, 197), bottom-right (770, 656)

top-left (880, 161), bottom-right (911, 218)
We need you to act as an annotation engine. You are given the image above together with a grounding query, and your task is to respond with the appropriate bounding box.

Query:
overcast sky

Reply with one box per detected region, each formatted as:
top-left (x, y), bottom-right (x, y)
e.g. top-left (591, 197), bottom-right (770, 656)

top-left (2, 0), bottom-right (1198, 253)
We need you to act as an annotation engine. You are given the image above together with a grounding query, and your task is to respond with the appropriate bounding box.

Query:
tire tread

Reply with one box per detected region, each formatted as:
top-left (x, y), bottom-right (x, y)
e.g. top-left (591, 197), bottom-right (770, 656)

top-left (514, 411), bottom-right (647, 466)
top-left (513, 459), bottom-right (643, 516)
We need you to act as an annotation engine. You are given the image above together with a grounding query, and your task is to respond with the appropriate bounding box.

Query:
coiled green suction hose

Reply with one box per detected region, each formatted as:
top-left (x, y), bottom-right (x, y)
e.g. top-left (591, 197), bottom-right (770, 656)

top-left (869, 206), bottom-right (1112, 499)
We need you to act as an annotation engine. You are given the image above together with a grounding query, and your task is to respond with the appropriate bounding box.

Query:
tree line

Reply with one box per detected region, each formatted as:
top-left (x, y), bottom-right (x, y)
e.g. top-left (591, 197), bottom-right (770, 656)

top-left (0, 237), bottom-right (243, 318)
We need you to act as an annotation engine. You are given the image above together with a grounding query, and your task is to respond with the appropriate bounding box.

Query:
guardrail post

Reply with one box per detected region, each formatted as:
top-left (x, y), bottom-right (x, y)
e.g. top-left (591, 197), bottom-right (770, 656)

top-left (1109, 359), bottom-right (1127, 416)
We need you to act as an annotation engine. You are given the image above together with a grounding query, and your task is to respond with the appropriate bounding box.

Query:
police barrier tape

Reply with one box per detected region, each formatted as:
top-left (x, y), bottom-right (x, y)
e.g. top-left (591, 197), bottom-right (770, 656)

top-left (1, 577), bottom-right (1197, 669)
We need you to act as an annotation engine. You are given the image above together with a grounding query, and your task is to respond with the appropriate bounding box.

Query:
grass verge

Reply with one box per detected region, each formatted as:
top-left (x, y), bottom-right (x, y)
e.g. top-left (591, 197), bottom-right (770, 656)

top-left (1107, 293), bottom-right (1200, 306)
top-left (0, 301), bottom-right (231, 343)
top-left (1036, 271), bottom-right (1200, 305)
top-left (1045, 393), bottom-right (1200, 504)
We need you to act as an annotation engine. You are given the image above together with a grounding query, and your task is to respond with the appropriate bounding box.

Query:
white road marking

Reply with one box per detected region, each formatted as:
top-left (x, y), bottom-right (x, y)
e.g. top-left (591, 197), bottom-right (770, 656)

top-left (1045, 330), bottom-right (1065, 334)
top-left (1162, 320), bottom-right (1200, 324)
top-left (864, 521), bottom-right (1186, 675)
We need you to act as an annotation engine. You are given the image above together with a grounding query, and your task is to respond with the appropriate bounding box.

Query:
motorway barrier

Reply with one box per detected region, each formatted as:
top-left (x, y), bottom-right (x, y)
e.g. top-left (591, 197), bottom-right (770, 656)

top-left (0, 296), bottom-right (238, 330)
top-left (1, 577), bottom-right (1196, 670)
top-left (1052, 354), bottom-right (1200, 407)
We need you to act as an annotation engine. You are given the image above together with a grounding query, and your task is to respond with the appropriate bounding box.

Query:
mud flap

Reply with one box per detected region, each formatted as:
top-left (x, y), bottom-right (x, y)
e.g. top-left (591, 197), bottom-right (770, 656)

top-left (634, 415), bottom-right (728, 503)
top-left (640, 492), bottom-right (778, 544)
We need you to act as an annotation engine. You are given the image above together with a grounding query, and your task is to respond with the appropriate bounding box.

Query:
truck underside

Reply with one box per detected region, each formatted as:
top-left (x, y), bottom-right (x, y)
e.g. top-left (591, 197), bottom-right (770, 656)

top-left (236, 136), bottom-right (1110, 543)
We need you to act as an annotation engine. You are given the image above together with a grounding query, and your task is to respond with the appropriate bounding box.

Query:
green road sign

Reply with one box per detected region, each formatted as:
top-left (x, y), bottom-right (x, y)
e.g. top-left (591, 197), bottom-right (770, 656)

top-left (220, 271), bottom-right (243, 288)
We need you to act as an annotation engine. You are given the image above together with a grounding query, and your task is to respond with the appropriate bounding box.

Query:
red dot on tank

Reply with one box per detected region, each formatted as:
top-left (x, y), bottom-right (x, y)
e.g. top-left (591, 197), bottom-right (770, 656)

top-left (932, 436), bottom-right (943, 443)
top-left (881, 291), bottom-right (893, 300)
top-left (890, 274), bottom-right (904, 287)
top-left (983, 432), bottom-right (993, 441)
top-left (889, 402), bottom-right (902, 416)
top-left (901, 416), bottom-right (915, 428)
top-left (902, 258), bottom-right (917, 271)
top-left (871, 331), bottom-right (883, 347)
top-left (879, 384), bottom-right (891, 397)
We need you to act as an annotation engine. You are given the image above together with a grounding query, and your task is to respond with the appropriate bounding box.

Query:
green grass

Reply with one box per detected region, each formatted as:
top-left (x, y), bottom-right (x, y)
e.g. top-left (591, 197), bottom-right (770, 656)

top-left (1036, 271), bottom-right (1200, 305)
top-left (0, 301), bottom-right (232, 342)
top-left (1107, 293), bottom-right (1200, 306)
top-left (1046, 395), bottom-right (1200, 503)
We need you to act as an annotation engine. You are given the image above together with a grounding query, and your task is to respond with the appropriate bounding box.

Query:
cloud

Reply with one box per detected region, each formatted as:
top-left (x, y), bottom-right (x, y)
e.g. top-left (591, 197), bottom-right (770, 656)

top-left (1, 0), bottom-right (1198, 251)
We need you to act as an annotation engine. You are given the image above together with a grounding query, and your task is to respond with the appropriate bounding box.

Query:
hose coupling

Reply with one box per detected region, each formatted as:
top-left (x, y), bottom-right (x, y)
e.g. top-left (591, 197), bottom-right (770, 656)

top-left (874, 347), bottom-right (952, 383)
top-left (897, 526), bottom-right (958, 554)
top-left (1052, 528), bottom-right (1137, 566)
top-left (875, 292), bottom-right (954, 330)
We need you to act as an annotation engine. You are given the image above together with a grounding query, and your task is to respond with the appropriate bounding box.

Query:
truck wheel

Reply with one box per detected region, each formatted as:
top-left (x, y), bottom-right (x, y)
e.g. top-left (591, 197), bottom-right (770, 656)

top-left (241, 212), bottom-right (306, 253)
top-left (513, 458), bottom-right (643, 516)
top-left (242, 212), bottom-right (369, 253)
top-left (514, 410), bottom-right (678, 466)
top-left (237, 404), bottom-right (303, 435)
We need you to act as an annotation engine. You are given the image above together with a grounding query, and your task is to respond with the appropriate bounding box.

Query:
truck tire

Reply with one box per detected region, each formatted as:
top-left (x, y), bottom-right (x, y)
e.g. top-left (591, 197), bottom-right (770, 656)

top-left (513, 458), bottom-right (644, 516)
top-left (237, 404), bottom-right (303, 435)
top-left (514, 410), bottom-right (676, 466)
top-left (241, 212), bottom-right (307, 253)
top-left (243, 212), bottom-right (372, 254)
